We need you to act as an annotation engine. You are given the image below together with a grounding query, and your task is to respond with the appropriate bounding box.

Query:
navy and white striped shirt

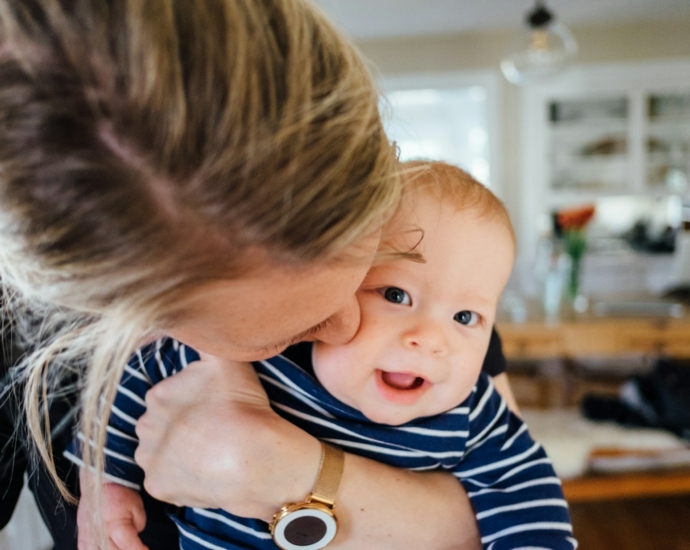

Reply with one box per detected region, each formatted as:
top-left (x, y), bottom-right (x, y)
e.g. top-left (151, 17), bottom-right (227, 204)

top-left (67, 338), bottom-right (576, 550)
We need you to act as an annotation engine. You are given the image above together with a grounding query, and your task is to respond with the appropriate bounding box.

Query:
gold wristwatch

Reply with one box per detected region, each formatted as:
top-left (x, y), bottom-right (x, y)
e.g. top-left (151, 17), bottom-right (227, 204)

top-left (269, 442), bottom-right (344, 550)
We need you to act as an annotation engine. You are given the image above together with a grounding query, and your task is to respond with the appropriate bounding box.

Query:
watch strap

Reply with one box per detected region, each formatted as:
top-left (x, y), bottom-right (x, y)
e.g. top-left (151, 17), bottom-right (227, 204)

top-left (310, 442), bottom-right (344, 508)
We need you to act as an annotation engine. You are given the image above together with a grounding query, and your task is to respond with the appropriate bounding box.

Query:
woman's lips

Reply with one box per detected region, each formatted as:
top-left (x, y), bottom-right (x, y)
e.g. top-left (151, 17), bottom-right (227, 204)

top-left (375, 369), bottom-right (429, 404)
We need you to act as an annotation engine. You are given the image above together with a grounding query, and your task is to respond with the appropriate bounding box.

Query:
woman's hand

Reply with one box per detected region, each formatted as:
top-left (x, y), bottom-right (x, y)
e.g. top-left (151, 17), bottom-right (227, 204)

top-left (134, 355), bottom-right (321, 520)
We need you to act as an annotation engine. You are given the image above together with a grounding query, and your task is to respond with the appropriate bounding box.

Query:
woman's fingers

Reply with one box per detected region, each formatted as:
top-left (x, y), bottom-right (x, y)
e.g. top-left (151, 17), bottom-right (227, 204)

top-left (109, 521), bottom-right (149, 550)
top-left (78, 522), bottom-right (147, 550)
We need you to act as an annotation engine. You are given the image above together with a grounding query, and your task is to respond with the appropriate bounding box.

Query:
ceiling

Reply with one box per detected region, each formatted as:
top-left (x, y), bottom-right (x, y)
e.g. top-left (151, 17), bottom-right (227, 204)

top-left (313, 0), bottom-right (690, 41)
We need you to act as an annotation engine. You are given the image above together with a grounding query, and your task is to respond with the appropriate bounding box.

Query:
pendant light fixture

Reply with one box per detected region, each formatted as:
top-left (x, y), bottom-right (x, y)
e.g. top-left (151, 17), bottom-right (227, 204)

top-left (500, 0), bottom-right (578, 85)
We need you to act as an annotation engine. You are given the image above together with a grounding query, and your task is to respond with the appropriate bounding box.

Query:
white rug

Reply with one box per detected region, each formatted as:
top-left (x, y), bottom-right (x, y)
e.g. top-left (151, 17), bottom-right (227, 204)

top-left (522, 408), bottom-right (690, 479)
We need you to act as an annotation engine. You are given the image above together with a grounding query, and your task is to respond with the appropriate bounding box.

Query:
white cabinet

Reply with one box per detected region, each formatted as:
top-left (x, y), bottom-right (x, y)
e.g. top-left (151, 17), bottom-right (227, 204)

top-left (549, 96), bottom-right (630, 194)
top-left (520, 58), bottom-right (690, 263)
top-left (646, 92), bottom-right (690, 190)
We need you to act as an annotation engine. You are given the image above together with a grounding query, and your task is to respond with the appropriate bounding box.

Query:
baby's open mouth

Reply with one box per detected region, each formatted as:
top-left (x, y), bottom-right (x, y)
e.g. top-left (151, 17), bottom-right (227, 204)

top-left (380, 371), bottom-right (425, 390)
top-left (375, 370), bottom-right (430, 404)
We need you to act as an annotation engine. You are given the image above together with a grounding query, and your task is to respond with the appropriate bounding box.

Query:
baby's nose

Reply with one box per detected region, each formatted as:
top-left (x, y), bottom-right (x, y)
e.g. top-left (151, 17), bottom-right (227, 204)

top-left (402, 321), bottom-right (448, 357)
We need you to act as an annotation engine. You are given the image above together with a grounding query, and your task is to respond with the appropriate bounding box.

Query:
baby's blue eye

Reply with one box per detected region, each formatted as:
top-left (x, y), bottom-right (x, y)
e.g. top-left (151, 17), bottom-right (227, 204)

top-left (382, 287), bottom-right (411, 305)
top-left (454, 310), bottom-right (479, 326)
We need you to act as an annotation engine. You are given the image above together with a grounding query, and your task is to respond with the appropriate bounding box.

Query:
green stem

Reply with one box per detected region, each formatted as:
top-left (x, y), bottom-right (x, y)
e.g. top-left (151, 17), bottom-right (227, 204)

top-left (568, 256), bottom-right (580, 300)
top-left (564, 230), bottom-right (587, 300)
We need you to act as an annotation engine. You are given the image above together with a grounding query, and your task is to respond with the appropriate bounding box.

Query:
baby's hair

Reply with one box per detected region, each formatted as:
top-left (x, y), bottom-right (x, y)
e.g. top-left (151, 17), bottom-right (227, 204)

top-left (401, 160), bottom-right (515, 245)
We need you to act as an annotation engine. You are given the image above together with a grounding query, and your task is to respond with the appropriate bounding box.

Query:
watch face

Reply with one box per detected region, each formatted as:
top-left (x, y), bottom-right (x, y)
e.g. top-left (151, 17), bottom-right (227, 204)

top-left (272, 508), bottom-right (337, 550)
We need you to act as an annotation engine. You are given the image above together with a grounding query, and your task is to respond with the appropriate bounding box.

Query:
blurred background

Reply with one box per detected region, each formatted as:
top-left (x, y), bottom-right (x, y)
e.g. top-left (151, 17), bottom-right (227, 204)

top-left (3, 1), bottom-right (690, 549)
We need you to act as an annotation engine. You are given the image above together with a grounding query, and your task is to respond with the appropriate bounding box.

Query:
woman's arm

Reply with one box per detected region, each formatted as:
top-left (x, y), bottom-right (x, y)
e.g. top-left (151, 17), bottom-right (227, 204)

top-left (331, 453), bottom-right (480, 549)
top-left (134, 356), bottom-right (481, 550)
top-left (492, 372), bottom-right (521, 416)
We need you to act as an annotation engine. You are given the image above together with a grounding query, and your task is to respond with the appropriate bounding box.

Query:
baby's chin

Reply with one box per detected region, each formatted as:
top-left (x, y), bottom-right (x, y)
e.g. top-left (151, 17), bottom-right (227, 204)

top-left (359, 397), bottom-right (468, 426)
top-left (359, 405), bottom-right (427, 426)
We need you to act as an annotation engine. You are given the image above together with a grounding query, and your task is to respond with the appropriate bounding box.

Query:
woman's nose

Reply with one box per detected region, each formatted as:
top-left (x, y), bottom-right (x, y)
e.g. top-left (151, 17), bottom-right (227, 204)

top-left (402, 320), bottom-right (449, 356)
top-left (311, 295), bottom-right (361, 345)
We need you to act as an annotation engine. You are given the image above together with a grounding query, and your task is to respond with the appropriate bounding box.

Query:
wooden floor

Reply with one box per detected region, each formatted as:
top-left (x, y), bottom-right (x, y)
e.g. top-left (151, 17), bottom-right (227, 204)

top-left (570, 495), bottom-right (690, 550)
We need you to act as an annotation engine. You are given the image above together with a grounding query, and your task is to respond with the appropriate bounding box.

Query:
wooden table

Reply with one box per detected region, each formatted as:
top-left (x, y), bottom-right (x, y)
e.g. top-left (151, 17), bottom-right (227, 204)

top-left (496, 296), bottom-right (690, 501)
top-left (496, 300), bottom-right (690, 361)
top-left (562, 470), bottom-right (690, 503)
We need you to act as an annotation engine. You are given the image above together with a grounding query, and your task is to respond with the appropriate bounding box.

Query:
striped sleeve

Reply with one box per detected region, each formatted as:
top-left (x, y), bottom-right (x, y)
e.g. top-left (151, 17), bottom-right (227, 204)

top-left (454, 375), bottom-right (576, 550)
top-left (65, 338), bottom-right (199, 489)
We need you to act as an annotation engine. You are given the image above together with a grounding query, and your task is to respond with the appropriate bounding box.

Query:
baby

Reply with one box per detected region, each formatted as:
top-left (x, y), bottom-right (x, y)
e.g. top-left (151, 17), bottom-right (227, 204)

top-left (70, 161), bottom-right (576, 550)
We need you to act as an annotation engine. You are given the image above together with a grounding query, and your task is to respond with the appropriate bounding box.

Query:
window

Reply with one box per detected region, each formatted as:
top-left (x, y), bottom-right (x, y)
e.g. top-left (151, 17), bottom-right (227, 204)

top-left (381, 81), bottom-right (496, 188)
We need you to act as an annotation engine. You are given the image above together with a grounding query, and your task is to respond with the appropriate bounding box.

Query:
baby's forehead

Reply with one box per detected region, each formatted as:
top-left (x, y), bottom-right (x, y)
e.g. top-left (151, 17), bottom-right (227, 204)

top-left (399, 179), bottom-right (513, 236)
top-left (373, 198), bottom-right (513, 277)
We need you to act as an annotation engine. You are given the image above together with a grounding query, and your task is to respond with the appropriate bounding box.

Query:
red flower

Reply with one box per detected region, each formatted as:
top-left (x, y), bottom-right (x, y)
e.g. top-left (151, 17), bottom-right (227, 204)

top-left (557, 205), bottom-right (595, 231)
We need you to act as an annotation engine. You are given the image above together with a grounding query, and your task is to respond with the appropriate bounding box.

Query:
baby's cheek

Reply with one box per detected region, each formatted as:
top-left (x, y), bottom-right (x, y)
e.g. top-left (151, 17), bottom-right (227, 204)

top-left (312, 344), bottom-right (348, 387)
top-left (455, 383), bottom-right (476, 406)
top-left (450, 363), bottom-right (485, 405)
top-left (312, 343), bottom-right (364, 406)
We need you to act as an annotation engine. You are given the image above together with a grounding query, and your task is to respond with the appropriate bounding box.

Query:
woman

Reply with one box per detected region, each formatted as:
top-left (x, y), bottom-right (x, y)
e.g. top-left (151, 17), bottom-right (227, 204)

top-left (0, 1), bottom-right (515, 548)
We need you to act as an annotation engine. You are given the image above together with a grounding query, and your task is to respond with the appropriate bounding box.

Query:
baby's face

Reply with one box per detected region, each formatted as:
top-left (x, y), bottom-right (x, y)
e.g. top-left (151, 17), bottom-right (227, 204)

top-left (312, 192), bottom-right (515, 425)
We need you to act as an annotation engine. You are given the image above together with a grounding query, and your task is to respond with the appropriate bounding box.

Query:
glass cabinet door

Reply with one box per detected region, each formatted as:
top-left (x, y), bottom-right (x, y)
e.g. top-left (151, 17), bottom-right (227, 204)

top-left (547, 96), bottom-right (630, 193)
top-left (645, 92), bottom-right (690, 193)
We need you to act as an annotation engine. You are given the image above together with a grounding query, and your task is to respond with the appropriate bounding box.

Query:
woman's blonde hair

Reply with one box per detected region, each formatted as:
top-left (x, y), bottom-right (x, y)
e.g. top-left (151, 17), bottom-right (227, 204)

top-left (0, 0), bottom-right (400, 525)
